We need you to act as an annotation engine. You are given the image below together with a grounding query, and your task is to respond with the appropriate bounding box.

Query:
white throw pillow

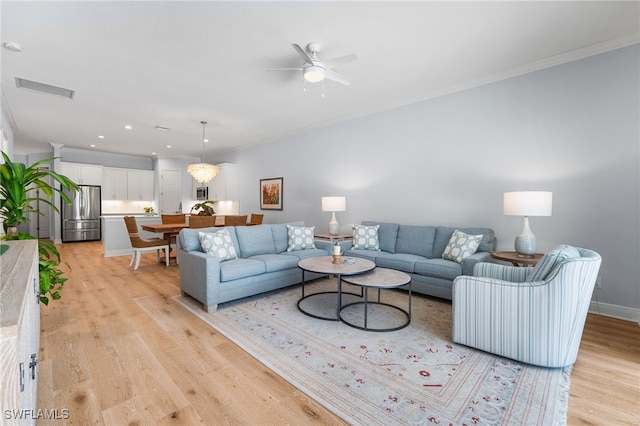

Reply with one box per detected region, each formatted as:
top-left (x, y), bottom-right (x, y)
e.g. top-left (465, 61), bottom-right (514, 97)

top-left (442, 229), bottom-right (482, 264)
top-left (199, 229), bottom-right (238, 261)
top-left (352, 224), bottom-right (381, 251)
top-left (286, 225), bottom-right (316, 251)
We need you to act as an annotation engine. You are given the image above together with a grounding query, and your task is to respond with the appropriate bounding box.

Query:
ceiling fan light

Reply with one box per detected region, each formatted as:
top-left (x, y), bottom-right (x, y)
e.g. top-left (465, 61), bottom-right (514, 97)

top-left (304, 65), bottom-right (325, 83)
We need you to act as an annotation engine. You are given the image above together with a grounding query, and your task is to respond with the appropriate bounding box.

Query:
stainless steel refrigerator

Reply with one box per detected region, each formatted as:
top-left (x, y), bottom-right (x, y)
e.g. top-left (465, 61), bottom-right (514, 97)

top-left (61, 185), bottom-right (102, 242)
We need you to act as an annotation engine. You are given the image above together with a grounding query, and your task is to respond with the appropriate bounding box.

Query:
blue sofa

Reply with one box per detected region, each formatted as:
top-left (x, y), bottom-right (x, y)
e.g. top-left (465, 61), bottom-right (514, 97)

top-left (177, 222), bottom-right (331, 312)
top-left (341, 221), bottom-right (496, 300)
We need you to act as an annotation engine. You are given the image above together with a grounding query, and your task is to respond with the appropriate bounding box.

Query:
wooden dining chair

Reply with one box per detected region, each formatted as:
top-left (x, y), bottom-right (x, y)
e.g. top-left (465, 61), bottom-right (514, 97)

top-left (189, 215), bottom-right (218, 229)
top-left (224, 215), bottom-right (248, 226)
top-left (124, 216), bottom-right (170, 270)
top-left (161, 213), bottom-right (187, 243)
top-left (249, 213), bottom-right (264, 225)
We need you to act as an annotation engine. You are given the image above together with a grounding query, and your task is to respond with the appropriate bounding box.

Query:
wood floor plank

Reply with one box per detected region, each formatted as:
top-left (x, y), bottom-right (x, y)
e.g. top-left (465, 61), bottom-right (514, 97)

top-left (34, 241), bottom-right (639, 425)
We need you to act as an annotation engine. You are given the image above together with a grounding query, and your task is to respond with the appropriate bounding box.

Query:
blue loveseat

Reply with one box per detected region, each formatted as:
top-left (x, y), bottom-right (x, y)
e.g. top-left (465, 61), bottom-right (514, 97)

top-left (177, 222), bottom-right (331, 312)
top-left (341, 221), bottom-right (496, 300)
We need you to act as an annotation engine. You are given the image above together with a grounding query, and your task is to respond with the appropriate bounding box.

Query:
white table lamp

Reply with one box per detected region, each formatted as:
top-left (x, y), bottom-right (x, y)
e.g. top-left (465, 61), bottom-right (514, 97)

top-left (321, 196), bottom-right (346, 235)
top-left (503, 191), bottom-right (553, 258)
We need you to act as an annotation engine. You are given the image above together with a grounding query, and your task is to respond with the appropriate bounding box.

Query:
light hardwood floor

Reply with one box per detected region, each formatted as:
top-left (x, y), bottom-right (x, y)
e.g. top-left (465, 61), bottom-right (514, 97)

top-left (36, 241), bottom-right (639, 425)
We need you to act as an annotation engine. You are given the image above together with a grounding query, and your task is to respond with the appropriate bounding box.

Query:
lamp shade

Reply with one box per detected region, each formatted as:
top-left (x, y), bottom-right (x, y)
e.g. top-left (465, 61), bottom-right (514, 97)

top-left (503, 191), bottom-right (552, 216)
top-left (321, 196), bottom-right (346, 212)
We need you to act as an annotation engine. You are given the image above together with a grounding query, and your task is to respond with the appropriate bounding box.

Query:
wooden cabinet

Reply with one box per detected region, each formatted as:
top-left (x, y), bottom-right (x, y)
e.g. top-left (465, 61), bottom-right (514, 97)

top-left (0, 240), bottom-right (40, 425)
top-left (127, 170), bottom-right (154, 201)
top-left (102, 167), bottom-right (128, 200)
top-left (60, 162), bottom-right (103, 185)
top-left (208, 163), bottom-right (236, 201)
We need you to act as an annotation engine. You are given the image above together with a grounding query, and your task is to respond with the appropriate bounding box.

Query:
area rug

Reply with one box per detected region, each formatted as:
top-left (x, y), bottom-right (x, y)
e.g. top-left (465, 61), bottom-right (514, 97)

top-left (173, 278), bottom-right (570, 425)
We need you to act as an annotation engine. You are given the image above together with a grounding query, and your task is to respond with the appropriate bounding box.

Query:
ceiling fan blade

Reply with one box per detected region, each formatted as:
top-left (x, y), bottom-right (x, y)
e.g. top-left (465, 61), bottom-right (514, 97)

top-left (292, 43), bottom-right (314, 64)
top-left (323, 53), bottom-right (358, 70)
top-left (266, 68), bottom-right (302, 72)
top-left (324, 70), bottom-right (351, 86)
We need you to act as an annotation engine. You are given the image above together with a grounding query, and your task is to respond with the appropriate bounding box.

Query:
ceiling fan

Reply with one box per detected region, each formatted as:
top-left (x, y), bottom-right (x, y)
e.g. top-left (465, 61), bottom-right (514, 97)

top-left (268, 42), bottom-right (357, 86)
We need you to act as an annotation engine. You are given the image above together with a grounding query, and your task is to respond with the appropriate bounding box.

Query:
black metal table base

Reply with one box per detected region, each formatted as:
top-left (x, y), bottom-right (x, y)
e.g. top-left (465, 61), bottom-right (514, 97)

top-left (339, 284), bottom-right (412, 332)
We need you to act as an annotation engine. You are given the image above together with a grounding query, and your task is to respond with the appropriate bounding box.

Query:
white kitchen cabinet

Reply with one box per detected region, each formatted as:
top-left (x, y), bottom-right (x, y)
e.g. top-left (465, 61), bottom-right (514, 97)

top-left (209, 163), bottom-right (236, 201)
top-left (127, 170), bottom-right (154, 201)
top-left (102, 167), bottom-right (128, 200)
top-left (60, 162), bottom-right (103, 185)
top-left (0, 240), bottom-right (40, 425)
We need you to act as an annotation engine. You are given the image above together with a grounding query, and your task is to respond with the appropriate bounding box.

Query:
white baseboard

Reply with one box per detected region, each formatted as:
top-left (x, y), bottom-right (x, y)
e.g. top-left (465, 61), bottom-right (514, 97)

top-left (589, 300), bottom-right (640, 325)
top-left (104, 248), bottom-right (133, 257)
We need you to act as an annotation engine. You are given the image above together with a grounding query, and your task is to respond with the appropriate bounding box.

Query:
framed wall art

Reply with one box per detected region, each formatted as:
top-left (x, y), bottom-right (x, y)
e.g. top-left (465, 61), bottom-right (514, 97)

top-left (260, 177), bottom-right (283, 210)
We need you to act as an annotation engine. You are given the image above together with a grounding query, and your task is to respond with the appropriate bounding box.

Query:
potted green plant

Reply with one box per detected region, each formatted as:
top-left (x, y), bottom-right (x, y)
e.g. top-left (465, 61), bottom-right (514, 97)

top-left (190, 200), bottom-right (216, 216)
top-left (0, 151), bottom-right (80, 304)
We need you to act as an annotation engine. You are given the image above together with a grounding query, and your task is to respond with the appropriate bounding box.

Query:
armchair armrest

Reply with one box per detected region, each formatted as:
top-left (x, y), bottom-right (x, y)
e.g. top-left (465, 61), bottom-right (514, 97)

top-left (472, 262), bottom-right (529, 282)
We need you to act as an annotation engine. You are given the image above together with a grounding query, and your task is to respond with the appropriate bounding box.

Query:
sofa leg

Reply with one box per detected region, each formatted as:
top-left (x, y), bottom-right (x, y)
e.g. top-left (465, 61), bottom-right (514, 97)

top-left (205, 303), bottom-right (218, 313)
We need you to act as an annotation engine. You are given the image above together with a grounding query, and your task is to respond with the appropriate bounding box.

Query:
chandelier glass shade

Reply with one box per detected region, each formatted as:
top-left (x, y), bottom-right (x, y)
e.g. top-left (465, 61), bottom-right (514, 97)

top-left (188, 121), bottom-right (219, 184)
top-left (187, 162), bottom-right (218, 184)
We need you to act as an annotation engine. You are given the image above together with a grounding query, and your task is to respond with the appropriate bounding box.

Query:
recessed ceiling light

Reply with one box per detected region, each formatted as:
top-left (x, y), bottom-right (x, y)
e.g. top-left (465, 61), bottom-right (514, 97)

top-left (151, 152), bottom-right (157, 155)
top-left (98, 135), bottom-right (105, 139)
top-left (124, 125), bottom-right (132, 130)
top-left (203, 138), bottom-right (209, 143)
top-left (3, 41), bottom-right (23, 52)
top-left (166, 145), bottom-right (172, 148)
top-left (90, 144), bottom-right (96, 148)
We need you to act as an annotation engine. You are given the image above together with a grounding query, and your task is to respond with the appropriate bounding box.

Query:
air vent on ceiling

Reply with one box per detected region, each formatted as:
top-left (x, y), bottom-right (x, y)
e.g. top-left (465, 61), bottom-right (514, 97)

top-left (15, 77), bottom-right (75, 99)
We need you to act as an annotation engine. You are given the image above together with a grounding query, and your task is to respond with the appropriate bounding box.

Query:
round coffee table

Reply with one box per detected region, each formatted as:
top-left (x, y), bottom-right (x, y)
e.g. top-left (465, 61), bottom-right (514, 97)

top-left (340, 268), bottom-right (412, 332)
top-left (297, 256), bottom-right (375, 321)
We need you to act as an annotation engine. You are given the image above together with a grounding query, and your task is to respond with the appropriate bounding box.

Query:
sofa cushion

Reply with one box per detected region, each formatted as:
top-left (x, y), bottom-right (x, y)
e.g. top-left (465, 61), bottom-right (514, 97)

top-left (434, 227), bottom-right (495, 257)
top-left (352, 224), bottom-right (381, 250)
top-left (199, 229), bottom-right (238, 261)
top-left (346, 249), bottom-right (382, 263)
top-left (375, 253), bottom-right (427, 274)
top-left (287, 225), bottom-right (316, 251)
top-left (362, 221), bottom-right (399, 253)
top-left (395, 225), bottom-right (436, 258)
top-left (219, 258), bottom-right (266, 281)
top-left (442, 229), bottom-right (482, 264)
top-left (526, 244), bottom-right (581, 282)
top-left (249, 254), bottom-right (299, 273)
top-left (281, 248), bottom-right (329, 260)
top-left (414, 258), bottom-right (462, 280)
top-left (236, 225), bottom-right (276, 258)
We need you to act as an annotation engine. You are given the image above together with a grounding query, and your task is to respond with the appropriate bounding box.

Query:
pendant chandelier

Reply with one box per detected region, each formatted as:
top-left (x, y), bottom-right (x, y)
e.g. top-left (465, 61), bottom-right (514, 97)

top-left (187, 121), bottom-right (219, 184)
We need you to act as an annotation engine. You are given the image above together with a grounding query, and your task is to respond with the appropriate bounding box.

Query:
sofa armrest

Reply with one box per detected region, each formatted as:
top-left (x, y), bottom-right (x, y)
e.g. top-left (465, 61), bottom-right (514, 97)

top-left (178, 249), bottom-right (222, 311)
top-left (460, 251), bottom-right (493, 276)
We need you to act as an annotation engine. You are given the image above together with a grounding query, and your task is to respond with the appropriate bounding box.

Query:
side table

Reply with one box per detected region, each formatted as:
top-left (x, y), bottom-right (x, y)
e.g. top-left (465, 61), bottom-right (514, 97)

top-left (491, 251), bottom-right (543, 267)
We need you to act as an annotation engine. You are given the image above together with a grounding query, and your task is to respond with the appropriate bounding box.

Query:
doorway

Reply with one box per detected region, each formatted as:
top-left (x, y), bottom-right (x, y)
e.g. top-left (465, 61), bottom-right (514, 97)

top-left (160, 170), bottom-right (181, 214)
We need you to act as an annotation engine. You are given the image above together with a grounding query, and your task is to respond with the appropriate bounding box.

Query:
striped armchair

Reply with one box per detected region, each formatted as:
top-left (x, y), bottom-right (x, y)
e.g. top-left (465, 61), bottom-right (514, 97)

top-left (452, 245), bottom-right (601, 368)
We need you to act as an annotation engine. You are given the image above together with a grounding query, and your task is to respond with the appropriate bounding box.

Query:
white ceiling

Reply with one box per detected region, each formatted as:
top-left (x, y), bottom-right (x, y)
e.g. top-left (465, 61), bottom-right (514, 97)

top-left (2, 1), bottom-right (638, 160)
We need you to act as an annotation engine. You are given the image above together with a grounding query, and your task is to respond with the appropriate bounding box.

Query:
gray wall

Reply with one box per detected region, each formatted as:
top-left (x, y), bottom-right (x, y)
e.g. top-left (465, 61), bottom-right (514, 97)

top-left (213, 45), bottom-right (639, 312)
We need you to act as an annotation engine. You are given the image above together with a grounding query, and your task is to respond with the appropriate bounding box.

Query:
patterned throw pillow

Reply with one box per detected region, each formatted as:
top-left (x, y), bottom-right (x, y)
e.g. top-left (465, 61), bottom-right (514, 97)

top-left (199, 229), bottom-right (238, 261)
top-left (352, 224), bottom-right (381, 251)
top-left (442, 229), bottom-right (483, 264)
top-left (286, 225), bottom-right (316, 251)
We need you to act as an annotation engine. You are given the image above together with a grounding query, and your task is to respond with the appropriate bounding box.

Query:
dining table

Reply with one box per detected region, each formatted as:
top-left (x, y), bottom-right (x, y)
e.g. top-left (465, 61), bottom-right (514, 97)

top-left (140, 223), bottom-right (190, 234)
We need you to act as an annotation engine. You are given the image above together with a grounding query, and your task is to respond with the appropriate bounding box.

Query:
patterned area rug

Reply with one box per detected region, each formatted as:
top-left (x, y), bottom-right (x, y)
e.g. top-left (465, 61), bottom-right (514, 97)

top-left (173, 278), bottom-right (570, 425)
